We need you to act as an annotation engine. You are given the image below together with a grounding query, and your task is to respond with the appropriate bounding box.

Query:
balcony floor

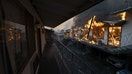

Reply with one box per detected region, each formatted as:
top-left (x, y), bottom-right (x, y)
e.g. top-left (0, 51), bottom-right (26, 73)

top-left (38, 42), bottom-right (60, 74)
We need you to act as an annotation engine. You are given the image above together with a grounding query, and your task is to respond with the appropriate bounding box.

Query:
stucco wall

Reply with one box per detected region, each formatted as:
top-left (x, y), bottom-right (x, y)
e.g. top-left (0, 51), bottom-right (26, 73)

top-left (101, 27), bottom-right (108, 45)
top-left (121, 12), bottom-right (132, 47)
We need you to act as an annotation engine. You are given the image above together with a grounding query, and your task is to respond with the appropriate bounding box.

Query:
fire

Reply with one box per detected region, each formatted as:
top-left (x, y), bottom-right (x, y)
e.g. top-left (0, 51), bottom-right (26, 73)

top-left (64, 15), bottom-right (122, 47)
top-left (78, 15), bottom-right (104, 45)
top-left (108, 27), bottom-right (121, 47)
top-left (119, 12), bottom-right (126, 20)
top-left (84, 16), bottom-right (93, 28)
top-left (92, 16), bottom-right (104, 27)
top-left (85, 16), bottom-right (104, 29)
top-left (65, 15), bottom-right (105, 45)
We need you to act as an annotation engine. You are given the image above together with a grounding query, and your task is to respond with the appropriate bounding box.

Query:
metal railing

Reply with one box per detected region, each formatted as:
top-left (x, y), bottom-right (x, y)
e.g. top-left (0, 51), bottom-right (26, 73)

top-left (55, 40), bottom-right (95, 74)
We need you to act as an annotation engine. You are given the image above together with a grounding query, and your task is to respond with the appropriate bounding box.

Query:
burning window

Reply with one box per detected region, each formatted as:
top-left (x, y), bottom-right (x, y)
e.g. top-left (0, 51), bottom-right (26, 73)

top-left (65, 12), bottom-right (126, 47)
top-left (108, 27), bottom-right (122, 47)
top-left (71, 16), bottom-right (105, 44)
top-left (92, 27), bottom-right (104, 39)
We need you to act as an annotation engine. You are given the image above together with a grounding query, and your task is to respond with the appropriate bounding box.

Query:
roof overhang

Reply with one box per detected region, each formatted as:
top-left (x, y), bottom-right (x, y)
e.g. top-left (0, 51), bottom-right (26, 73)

top-left (103, 20), bottom-right (127, 26)
top-left (32, 0), bottom-right (104, 28)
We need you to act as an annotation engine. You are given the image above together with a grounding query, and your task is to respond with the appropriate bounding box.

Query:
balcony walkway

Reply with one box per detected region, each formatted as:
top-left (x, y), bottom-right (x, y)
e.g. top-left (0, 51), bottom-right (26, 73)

top-left (38, 41), bottom-right (60, 74)
top-left (38, 38), bottom-right (124, 74)
top-left (55, 39), bottom-right (118, 74)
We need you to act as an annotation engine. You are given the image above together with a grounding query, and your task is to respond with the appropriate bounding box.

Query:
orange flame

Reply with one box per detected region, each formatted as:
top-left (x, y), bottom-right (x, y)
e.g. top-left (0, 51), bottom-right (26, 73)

top-left (108, 27), bottom-right (121, 47)
top-left (80, 15), bottom-right (104, 44)
top-left (119, 12), bottom-right (126, 20)
top-left (65, 15), bottom-right (122, 47)
top-left (85, 16), bottom-right (104, 29)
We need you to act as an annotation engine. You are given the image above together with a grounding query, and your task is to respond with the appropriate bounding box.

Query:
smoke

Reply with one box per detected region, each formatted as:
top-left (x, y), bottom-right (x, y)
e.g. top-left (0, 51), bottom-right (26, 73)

top-left (54, 17), bottom-right (75, 32)
top-left (74, 0), bottom-right (132, 26)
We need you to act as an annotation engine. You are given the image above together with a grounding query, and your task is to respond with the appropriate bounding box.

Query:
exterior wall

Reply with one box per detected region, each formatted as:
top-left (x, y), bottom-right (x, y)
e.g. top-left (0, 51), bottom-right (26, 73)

top-left (121, 12), bottom-right (132, 47)
top-left (2, 0), bottom-right (25, 25)
top-left (2, 0), bottom-right (26, 73)
top-left (101, 27), bottom-right (108, 45)
top-left (1, 0), bottom-right (45, 74)
top-left (0, 3), bottom-right (6, 74)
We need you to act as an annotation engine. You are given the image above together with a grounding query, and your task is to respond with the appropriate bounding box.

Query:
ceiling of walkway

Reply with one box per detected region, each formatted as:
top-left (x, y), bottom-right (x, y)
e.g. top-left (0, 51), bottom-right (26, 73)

top-left (32, 0), bottom-right (104, 27)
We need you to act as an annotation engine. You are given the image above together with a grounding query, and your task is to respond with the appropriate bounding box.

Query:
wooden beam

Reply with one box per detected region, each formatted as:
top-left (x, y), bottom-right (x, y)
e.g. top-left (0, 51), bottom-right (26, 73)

top-left (16, 0), bottom-right (44, 25)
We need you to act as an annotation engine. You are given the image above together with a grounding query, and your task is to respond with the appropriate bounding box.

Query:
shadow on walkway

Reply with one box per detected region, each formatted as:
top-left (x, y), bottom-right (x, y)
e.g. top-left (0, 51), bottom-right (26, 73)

top-left (38, 43), bottom-right (60, 74)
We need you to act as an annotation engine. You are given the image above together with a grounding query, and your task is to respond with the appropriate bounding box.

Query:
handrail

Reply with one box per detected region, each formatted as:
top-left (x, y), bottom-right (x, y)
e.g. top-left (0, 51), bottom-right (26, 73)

top-left (54, 45), bottom-right (71, 74)
top-left (56, 40), bottom-right (78, 57)
top-left (55, 39), bottom-right (95, 74)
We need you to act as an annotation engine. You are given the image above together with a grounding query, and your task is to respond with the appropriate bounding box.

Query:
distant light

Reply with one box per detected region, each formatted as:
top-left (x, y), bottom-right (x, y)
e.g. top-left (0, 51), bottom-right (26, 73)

top-left (44, 26), bottom-right (53, 30)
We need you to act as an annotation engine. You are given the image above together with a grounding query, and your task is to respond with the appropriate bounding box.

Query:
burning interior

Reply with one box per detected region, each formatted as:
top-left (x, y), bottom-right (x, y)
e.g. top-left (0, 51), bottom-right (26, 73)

top-left (65, 12), bottom-right (128, 47)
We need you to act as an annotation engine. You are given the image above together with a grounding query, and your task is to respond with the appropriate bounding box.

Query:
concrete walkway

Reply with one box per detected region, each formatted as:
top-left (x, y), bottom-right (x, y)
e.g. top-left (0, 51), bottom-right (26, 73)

top-left (38, 42), bottom-right (60, 74)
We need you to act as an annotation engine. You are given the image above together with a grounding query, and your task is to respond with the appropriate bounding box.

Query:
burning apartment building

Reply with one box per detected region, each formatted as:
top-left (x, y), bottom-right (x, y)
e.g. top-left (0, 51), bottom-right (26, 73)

top-left (65, 0), bottom-right (132, 49)
top-left (64, 8), bottom-right (132, 74)
top-left (81, 11), bottom-right (128, 47)
top-left (60, 0), bottom-right (132, 74)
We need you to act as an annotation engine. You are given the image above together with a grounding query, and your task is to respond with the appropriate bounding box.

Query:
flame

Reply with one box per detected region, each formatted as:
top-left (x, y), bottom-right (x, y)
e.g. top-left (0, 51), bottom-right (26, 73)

top-left (65, 15), bottom-right (121, 47)
top-left (85, 16), bottom-right (104, 29)
top-left (108, 27), bottom-right (121, 47)
top-left (84, 17), bottom-right (93, 28)
top-left (65, 15), bottom-right (104, 45)
top-left (79, 15), bottom-right (104, 44)
top-left (119, 12), bottom-right (126, 20)
top-left (92, 16), bottom-right (104, 27)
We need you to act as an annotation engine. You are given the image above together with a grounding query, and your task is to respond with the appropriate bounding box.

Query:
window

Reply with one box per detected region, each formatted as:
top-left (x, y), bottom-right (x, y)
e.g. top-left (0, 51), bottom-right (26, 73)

top-left (92, 26), bottom-right (104, 39)
top-left (108, 27), bottom-right (122, 47)
top-left (6, 21), bottom-right (28, 71)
